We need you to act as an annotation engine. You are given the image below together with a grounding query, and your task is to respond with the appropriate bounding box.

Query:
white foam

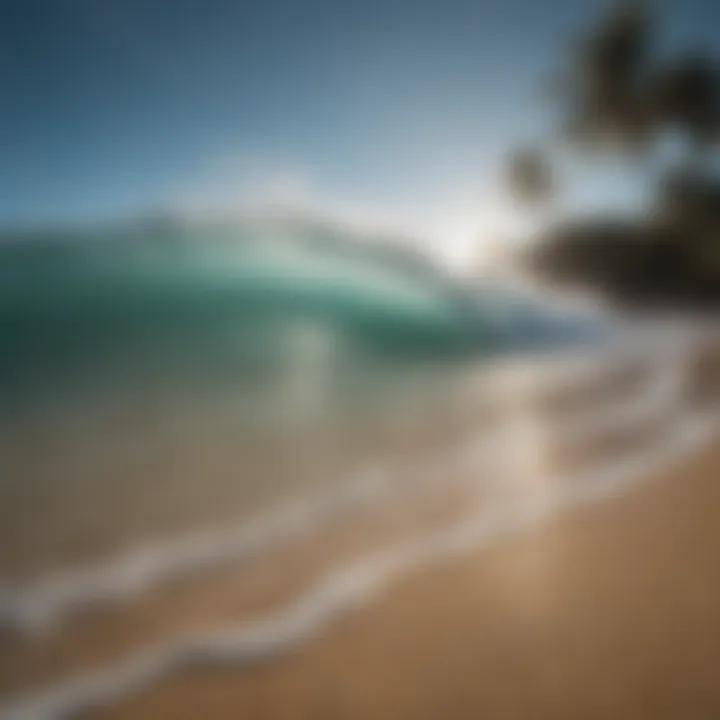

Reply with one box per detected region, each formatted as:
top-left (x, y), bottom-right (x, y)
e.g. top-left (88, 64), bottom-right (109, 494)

top-left (0, 432), bottom-right (498, 634)
top-left (0, 335), bottom-right (708, 634)
top-left (0, 466), bottom-right (388, 633)
top-left (3, 330), bottom-right (719, 718)
top-left (3, 409), bottom-right (717, 720)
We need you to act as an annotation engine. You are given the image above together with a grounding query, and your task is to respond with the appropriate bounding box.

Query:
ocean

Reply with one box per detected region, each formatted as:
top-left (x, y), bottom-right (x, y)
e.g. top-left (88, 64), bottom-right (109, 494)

top-left (5, 226), bottom-right (720, 720)
top-left (0, 219), bottom-right (603, 604)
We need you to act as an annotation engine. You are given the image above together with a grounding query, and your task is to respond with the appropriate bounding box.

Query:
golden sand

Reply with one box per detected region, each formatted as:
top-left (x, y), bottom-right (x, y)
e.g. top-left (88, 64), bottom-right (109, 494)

top-left (3, 344), bottom-right (718, 719)
top-left (82, 442), bottom-right (720, 720)
top-left (0, 446), bottom-right (492, 697)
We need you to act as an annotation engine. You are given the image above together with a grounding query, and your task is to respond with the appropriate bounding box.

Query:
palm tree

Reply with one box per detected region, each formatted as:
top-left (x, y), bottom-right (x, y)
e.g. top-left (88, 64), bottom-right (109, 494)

top-left (510, 0), bottom-right (720, 309)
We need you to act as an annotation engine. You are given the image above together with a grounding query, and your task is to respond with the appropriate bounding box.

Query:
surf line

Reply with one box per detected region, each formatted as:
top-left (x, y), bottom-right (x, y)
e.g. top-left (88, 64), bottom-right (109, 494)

top-left (3, 410), bottom-right (716, 720)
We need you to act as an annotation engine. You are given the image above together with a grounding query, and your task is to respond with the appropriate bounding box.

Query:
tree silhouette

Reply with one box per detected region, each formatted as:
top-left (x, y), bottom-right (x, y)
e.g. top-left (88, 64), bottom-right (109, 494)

top-left (507, 147), bottom-right (555, 205)
top-left (514, 0), bottom-right (720, 309)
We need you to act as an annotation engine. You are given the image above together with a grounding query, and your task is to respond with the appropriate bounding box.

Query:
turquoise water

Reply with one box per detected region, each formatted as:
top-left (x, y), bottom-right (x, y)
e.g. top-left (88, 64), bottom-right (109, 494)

top-left (0, 235), bottom-right (492, 400)
top-left (0, 226), bottom-right (602, 579)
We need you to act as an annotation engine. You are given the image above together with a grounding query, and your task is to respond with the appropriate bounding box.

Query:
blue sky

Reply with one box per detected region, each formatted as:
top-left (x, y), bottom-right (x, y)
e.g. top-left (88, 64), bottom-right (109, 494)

top-left (1, 0), bottom-right (718, 259)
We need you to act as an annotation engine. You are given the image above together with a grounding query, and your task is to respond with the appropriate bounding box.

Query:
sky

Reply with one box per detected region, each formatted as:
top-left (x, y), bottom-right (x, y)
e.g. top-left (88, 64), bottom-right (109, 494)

top-left (1, 0), bottom-right (718, 264)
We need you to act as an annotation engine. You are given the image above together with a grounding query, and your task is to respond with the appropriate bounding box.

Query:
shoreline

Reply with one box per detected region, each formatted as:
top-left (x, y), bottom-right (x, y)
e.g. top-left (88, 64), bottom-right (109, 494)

top-left (96, 439), bottom-right (720, 720)
top-left (1, 334), bottom-right (717, 718)
top-left (1, 410), bottom-right (716, 719)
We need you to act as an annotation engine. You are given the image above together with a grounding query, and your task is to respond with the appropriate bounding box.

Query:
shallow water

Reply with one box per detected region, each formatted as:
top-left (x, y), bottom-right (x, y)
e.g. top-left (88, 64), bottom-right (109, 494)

top-left (0, 232), bottom-right (599, 583)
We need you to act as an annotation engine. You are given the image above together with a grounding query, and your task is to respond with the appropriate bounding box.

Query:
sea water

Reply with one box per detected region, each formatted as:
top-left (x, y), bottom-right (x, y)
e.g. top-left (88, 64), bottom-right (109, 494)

top-left (0, 225), bottom-right (600, 584)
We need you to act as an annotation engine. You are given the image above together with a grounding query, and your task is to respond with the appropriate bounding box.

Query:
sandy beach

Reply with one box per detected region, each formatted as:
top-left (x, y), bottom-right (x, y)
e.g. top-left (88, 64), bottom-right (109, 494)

top-left (75, 438), bottom-right (720, 720)
top-left (0, 439), bottom-right (497, 698)
top-left (1, 338), bottom-right (717, 720)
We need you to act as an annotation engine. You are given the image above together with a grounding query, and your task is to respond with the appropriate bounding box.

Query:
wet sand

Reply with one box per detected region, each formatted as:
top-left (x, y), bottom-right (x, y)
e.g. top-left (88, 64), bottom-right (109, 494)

top-left (2, 337), bottom-right (717, 719)
top-left (0, 442), bottom-right (498, 697)
top-left (93, 442), bottom-right (720, 720)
